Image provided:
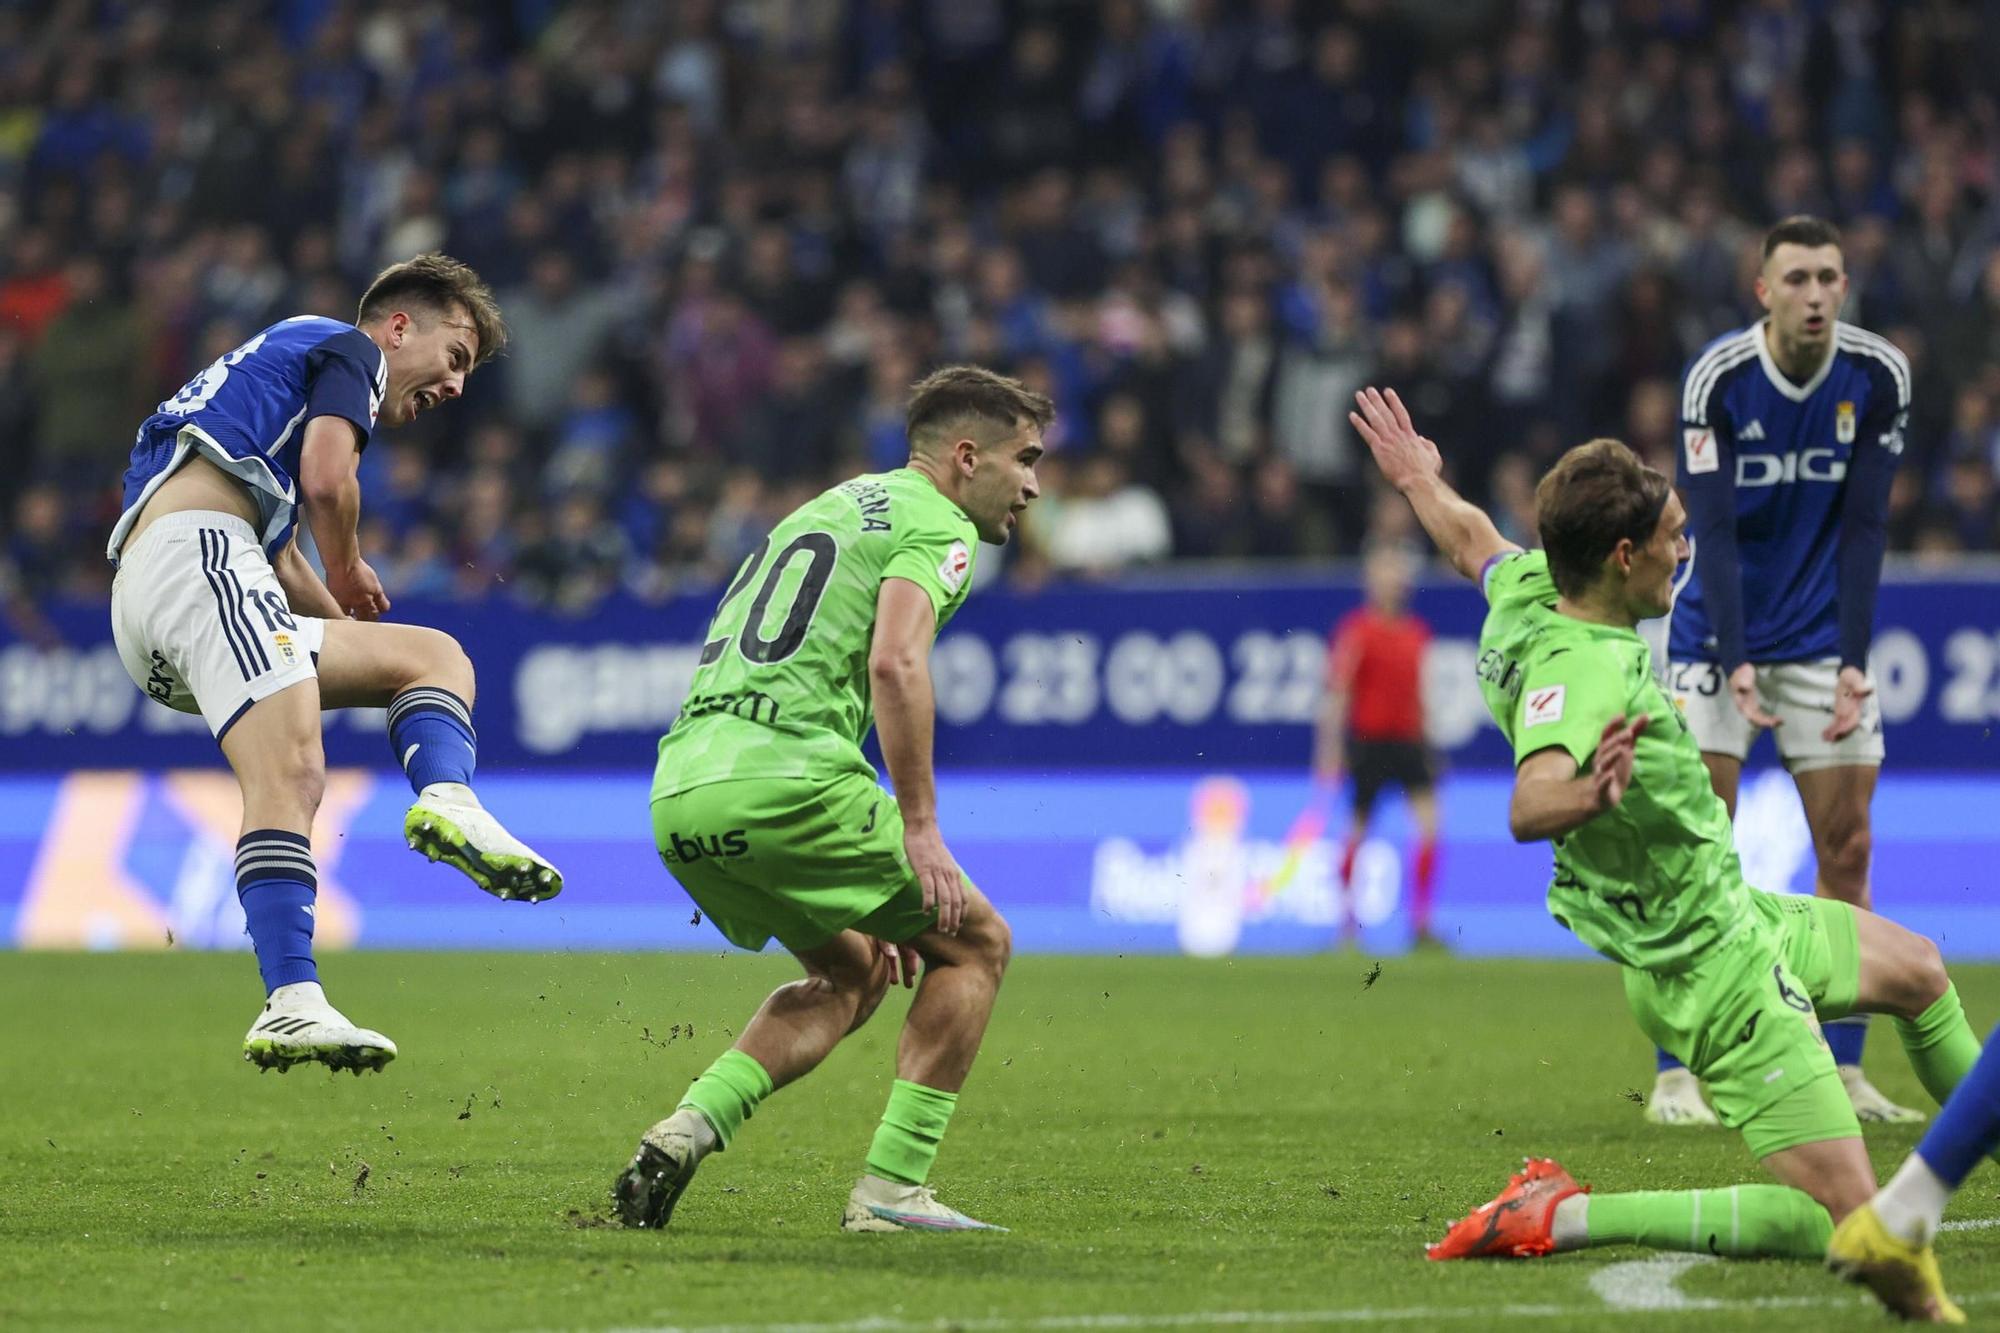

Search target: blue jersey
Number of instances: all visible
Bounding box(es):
[1668,319,1908,669]
[107,316,387,563]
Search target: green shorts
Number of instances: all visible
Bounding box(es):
[650,773,944,952]
[1623,890,1862,1159]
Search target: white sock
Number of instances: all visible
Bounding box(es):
[268,981,327,1009]
[666,1106,719,1157]
[1873,1153,1951,1246]
[1551,1193,1589,1250]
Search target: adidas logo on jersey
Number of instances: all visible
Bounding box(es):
[1737,419,1766,441]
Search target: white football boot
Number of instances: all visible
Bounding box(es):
[242,982,396,1075]
[1841,1065,1927,1124]
[405,782,562,902]
[613,1109,714,1229]
[841,1174,1007,1233]
[1644,1066,1721,1126]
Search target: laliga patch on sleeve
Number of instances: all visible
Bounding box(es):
[1683,427,1717,474]
[1524,684,1566,728]
[937,539,971,593]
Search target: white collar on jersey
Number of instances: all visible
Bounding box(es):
[1753,315,1838,403]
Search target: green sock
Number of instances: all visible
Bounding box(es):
[1895,984,1982,1108]
[677,1049,773,1150]
[864,1079,959,1186]
[1583,1185,1832,1259]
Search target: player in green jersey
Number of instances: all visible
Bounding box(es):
[1351,387,1973,1312]
[613,366,1052,1235]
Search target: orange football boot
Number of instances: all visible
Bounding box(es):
[1426,1157,1587,1260]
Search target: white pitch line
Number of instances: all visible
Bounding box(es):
[1588,1253,1716,1310]
[1943,1217,2000,1232]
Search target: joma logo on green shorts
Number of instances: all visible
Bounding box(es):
[662,830,750,864]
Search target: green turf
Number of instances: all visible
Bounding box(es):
[5,951,2000,1331]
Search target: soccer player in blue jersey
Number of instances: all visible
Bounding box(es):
[1648,216,1917,1125]
[106,254,562,1074]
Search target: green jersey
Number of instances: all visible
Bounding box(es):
[1476,551,1753,972]
[652,469,979,798]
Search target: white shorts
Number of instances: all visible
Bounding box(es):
[1665,657,1885,772]
[110,511,325,739]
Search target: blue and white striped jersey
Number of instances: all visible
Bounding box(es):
[108,316,387,562]
[1668,318,1909,669]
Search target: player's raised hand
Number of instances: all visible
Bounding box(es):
[328,557,391,621]
[1349,387,1443,491]
[1591,713,1649,811]
[1824,664,1873,742]
[903,820,967,936]
[1727,663,1781,729]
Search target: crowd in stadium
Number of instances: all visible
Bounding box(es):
[3,0,1999,613]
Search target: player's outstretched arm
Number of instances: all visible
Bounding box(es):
[1509,715,1649,842]
[1349,387,1517,584]
[871,576,967,935]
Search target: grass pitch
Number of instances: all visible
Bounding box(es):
[5,951,2000,1331]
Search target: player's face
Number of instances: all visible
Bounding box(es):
[964,425,1045,545]
[1756,243,1846,352]
[380,306,478,427]
[1627,490,1689,619]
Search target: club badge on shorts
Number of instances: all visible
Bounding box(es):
[273,632,298,667]
[1835,401,1856,444]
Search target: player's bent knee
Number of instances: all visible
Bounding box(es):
[1906,933,1949,1010]
[414,627,475,701]
[1821,823,1871,887]
[986,912,1013,976]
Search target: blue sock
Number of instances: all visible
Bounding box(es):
[1825,1015,1868,1066]
[236,830,318,993]
[1657,1048,1684,1073]
[1917,1022,2000,1188]
[388,686,476,793]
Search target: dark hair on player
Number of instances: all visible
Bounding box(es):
[1762,215,1843,262]
[905,365,1055,456]
[1534,438,1673,599]
[357,253,507,365]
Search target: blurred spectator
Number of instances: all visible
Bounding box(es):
[516,491,630,612]
[29,255,143,487]
[503,249,626,435]
[733,338,847,482]
[4,485,70,601]
[0,227,69,344]
[1043,454,1171,576]
[546,368,643,495]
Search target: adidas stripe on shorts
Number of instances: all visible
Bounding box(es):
[111,510,326,739]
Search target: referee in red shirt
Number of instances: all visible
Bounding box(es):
[1313,544,1443,946]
